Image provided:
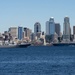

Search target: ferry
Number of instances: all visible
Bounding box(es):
[0,43,31,48]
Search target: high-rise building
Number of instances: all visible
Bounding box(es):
[34,22,41,35]
[9,27,18,39]
[73,26,75,35]
[63,16,70,41]
[31,33,36,41]
[73,26,75,40]
[24,27,32,39]
[46,21,49,35]
[55,23,61,36]
[70,27,71,35]
[49,17,55,35]
[46,17,55,35]
[18,27,23,40]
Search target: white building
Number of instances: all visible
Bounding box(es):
[9,27,18,39]
[63,16,70,41]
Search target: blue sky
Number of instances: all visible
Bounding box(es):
[0,0,75,33]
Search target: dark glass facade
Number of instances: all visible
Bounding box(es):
[18,27,23,40]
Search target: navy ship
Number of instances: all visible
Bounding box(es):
[53,42,75,46]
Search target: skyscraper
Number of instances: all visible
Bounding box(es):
[9,27,18,39]
[18,27,23,40]
[34,22,41,35]
[46,21,49,35]
[73,26,75,35]
[24,27,32,39]
[49,17,55,35]
[63,16,70,41]
[55,23,60,36]
[73,26,75,40]
[46,17,55,35]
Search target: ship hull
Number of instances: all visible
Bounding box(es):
[16,44,31,48]
[0,44,31,48]
[53,43,75,46]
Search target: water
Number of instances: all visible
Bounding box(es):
[0,46,75,75]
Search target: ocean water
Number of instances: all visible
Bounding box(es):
[0,46,75,75]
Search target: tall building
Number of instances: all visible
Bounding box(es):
[46,17,55,35]
[55,23,61,36]
[73,26,75,40]
[31,33,36,41]
[63,16,70,41]
[49,17,55,35]
[73,26,75,35]
[9,27,18,39]
[70,27,71,35]
[34,22,41,35]
[18,27,23,40]
[46,21,49,35]
[24,27,32,39]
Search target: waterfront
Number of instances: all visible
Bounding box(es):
[0,46,75,75]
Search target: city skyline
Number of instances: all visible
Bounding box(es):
[0,0,75,33]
